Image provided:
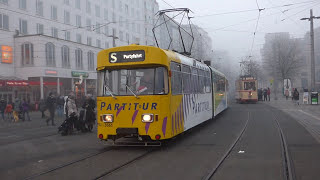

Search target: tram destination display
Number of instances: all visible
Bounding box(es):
[109,50,145,63]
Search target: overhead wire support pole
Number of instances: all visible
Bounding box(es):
[301,9,320,90]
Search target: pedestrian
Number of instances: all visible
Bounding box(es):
[22,99,31,121]
[63,96,69,119]
[263,88,267,101]
[5,102,13,121]
[56,95,64,118]
[82,94,96,131]
[39,99,47,118]
[267,87,271,101]
[285,89,289,100]
[67,92,78,130]
[0,98,6,121]
[293,88,300,105]
[46,92,56,126]
[13,98,22,122]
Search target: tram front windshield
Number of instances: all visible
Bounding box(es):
[244,81,256,91]
[98,67,168,96]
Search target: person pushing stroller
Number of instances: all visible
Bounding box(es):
[59,92,78,135]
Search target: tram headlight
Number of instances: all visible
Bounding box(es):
[142,114,154,123]
[102,114,113,123]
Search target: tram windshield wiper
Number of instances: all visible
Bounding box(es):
[126,84,140,99]
[104,85,117,99]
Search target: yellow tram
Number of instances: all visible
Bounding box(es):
[235,76,258,103]
[96,45,228,144]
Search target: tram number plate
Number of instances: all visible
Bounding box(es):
[105,123,113,127]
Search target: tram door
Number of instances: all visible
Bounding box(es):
[0,92,13,103]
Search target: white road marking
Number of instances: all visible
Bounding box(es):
[238,150,245,153]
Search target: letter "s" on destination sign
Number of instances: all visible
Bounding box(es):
[110,53,117,63]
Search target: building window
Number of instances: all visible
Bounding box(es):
[76,15,81,27]
[21,43,34,66]
[36,0,43,16]
[65,31,70,40]
[0,14,9,30]
[0,0,8,5]
[86,19,92,31]
[76,33,82,43]
[119,31,123,41]
[36,23,44,34]
[96,39,101,48]
[19,19,28,35]
[51,27,58,38]
[105,42,109,49]
[75,48,83,70]
[104,26,108,35]
[19,0,27,10]
[88,51,94,71]
[86,1,91,14]
[51,6,57,20]
[61,46,70,68]
[87,37,92,46]
[95,5,100,17]
[75,0,80,9]
[104,9,108,20]
[126,33,129,44]
[112,12,116,22]
[119,16,123,27]
[64,0,69,5]
[95,22,101,34]
[64,11,70,24]
[45,42,55,67]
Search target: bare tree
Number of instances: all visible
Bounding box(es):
[262,36,303,82]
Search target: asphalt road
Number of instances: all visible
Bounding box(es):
[0,102,319,180]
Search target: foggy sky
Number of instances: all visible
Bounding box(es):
[157,0,320,61]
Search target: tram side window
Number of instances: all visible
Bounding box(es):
[205,70,211,93]
[191,67,199,93]
[198,69,205,94]
[216,76,225,92]
[182,65,191,94]
[170,62,182,95]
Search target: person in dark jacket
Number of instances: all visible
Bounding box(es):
[39,99,46,118]
[46,93,56,126]
[263,88,268,101]
[22,99,31,121]
[293,88,300,105]
[13,98,22,122]
[81,94,96,131]
[56,95,64,118]
[0,98,6,121]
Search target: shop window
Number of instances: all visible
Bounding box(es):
[21,43,33,65]
[61,46,70,68]
[45,42,55,67]
[88,51,94,71]
[75,48,83,70]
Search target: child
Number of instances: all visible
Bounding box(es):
[5,103,13,122]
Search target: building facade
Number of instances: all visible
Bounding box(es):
[0,0,159,104]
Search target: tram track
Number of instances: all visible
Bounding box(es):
[0,132,58,146]
[23,147,114,180]
[203,111,250,180]
[93,148,155,180]
[273,112,296,180]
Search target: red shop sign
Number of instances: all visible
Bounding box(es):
[0,81,5,87]
[6,81,29,86]
[29,81,63,86]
